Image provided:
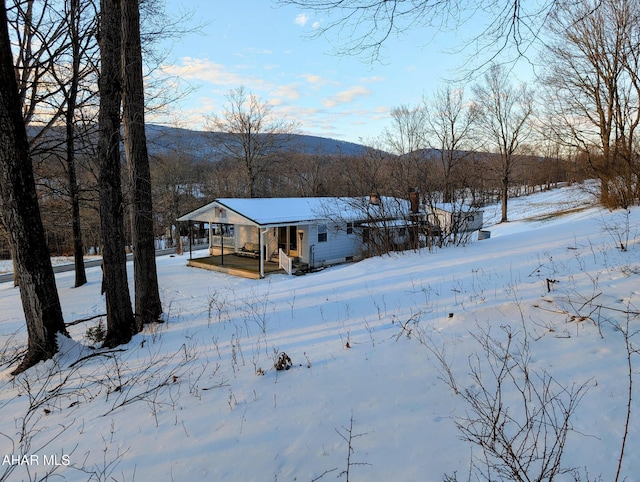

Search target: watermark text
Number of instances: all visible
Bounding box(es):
[2,454,70,466]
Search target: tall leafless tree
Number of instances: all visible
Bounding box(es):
[473,64,533,222]
[382,104,429,196]
[207,86,299,197]
[98,0,136,347]
[9,0,100,287]
[0,0,67,374]
[541,0,640,208]
[121,0,162,328]
[425,85,479,204]
[9,0,191,283]
[63,0,98,287]
[10,0,67,135]
[64,0,87,287]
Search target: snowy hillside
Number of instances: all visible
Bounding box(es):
[1,182,639,481]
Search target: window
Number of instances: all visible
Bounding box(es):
[347,222,354,235]
[318,224,327,242]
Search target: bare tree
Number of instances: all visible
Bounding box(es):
[425,85,479,204]
[64,0,87,287]
[541,0,640,208]
[335,145,390,197]
[8,0,100,287]
[0,2,67,374]
[276,152,332,197]
[97,0,136,347]
[381,104,429,196]
[318,195,410,257]
[121,0,162,328]
[473,64,533,222]
[9,0,194,275]
[63,0,98,287]
[152,152,206,246]
[206,86,299,198]
[10,0,67,135]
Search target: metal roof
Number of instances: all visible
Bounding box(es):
[177,196,408,227]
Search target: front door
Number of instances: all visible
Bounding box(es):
[278,226,298,257]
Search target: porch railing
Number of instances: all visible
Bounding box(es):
[210,236,235,248]
[278,248,293,275]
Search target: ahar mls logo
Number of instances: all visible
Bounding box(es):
[2,454,70,466]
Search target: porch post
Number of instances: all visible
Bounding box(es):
[220,223,224,265]
[259,227,267,278]
[208,223,213,255]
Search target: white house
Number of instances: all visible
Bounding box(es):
[177,196,410,278]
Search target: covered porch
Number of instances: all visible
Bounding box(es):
[186,251,285,279]
[177,198,318,278]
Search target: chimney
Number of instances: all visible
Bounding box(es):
[369,193,381,206]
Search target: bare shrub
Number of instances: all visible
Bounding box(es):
[438,325,589,481]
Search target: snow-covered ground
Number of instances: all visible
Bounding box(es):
[0,182,638,481]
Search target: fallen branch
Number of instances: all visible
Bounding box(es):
[596,304,640,316]
[65,313,107,327]
[69,349,127,368]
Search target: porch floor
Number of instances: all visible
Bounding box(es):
[187,253,285,279]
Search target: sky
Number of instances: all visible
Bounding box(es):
[151,0,535,144]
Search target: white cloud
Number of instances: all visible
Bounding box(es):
[161,57,258,87]
[303,73,324,84]
[271,84,301,100]
[359,75,385,84]
[301,73,336,87]
[294,13,309,27]
[323,85,371,108]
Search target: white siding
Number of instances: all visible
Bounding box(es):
[265,228,278,258]
[461,211,483,232]
[430,208,484,234]
[236,225,258,249]
[308,223,361,267]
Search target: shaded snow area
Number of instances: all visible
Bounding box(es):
[1,182,639,481]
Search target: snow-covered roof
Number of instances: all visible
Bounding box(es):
[177,196,408,227]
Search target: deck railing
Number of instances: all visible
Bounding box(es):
[210,236,235,248]
[278,248,293,275]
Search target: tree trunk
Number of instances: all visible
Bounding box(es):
[98,0,136,347]
[0,3,67,374]
[67,0,87,288]
[121,0,162,329]
[500,174,509,223]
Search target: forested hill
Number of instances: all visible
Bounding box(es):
[145,124,367,160]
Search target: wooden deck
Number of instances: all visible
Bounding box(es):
[187,253,285,279]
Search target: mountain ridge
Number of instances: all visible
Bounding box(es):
[144,124,368,160]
